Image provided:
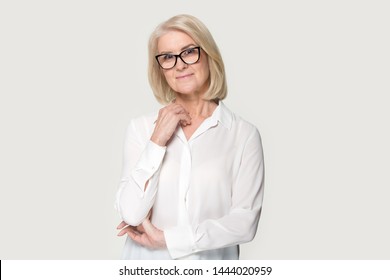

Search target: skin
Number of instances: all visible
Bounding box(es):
[117,30,218,249]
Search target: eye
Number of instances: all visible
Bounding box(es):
[161,54,174,61]
[182,48,196,56]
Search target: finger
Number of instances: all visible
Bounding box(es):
[125,226,144,238]
[117,225,136,236]
[172,105,190,116]
[127,231,151,247]
[155,108,185,128]
[116,221,127,229]
[180,120,189,127]
[126,229,139,240]
[136,224,145,234]
[177,113,191,125]
[163,104,189,116]
[180,119,190,126]
[117,227,129,236]
[157,104,190,126]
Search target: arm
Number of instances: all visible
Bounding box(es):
[115,119,166,226]
[164,128,265,259]
[115,104,192,226]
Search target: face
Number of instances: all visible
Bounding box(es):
[157,30,210,97]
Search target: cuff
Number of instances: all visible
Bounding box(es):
[131,140,166,194]
[164,224,195,259]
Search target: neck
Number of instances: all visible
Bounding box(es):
[174,96,218,119]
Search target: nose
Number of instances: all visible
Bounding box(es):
[175,57,188,70]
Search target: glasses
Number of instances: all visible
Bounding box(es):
[155,46,201,70]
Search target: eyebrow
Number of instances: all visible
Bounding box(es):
[159,44,197,55]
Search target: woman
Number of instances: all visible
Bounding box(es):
[115,14,264,260]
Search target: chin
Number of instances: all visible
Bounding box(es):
[175,87,198,95]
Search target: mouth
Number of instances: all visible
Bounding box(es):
[176,73,194,79]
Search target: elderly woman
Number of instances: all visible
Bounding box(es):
[116,14,264,260]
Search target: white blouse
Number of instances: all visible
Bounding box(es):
[115,102,265,260]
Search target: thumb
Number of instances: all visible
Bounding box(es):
[142,218,158,235]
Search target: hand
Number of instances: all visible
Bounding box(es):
[151,102,191,146]
[117,219,167,249]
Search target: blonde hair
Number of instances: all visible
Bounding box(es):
[148,14,227,104]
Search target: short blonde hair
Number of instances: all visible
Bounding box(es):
[148,14,227,104]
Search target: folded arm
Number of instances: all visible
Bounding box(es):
[165,128,265,259]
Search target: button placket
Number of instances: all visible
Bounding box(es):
[177,140,192,225]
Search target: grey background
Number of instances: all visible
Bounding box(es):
[0,0,389,259]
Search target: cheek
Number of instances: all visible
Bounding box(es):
[199,65,210,84]
[200,58,210,80]
[163,71,175,87]
[204,66,210,80]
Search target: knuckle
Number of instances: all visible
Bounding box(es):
[158,108,164,115]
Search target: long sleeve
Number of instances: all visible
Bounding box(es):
[164,127,265,259]
[115,118,166,226]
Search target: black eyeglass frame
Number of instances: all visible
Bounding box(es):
[155,46,201,70]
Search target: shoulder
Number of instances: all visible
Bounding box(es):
[128,111,158,128]
[221,102,261,140]
[222,105,263,156]
[125,111,159,140]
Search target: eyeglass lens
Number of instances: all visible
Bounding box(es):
[156,47,200,69]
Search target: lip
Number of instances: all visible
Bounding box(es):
[176,73,194,79]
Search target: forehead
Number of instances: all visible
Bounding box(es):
[157,30,196,52]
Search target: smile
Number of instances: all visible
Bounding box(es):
[176,73,194,79]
